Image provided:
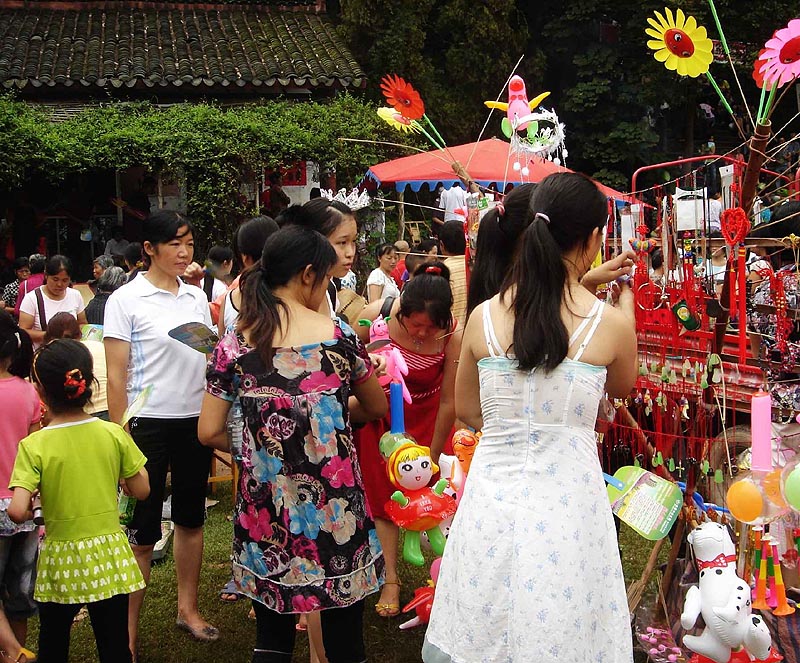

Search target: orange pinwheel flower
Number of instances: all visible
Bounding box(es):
[380,74,425,120]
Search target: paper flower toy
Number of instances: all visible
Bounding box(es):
[645,8,713,78]
[752,48,773,90]
[380,74,425,120]
[757,19,800,87]
[377,107,419,133]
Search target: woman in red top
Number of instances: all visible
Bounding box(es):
[354,261,461,617]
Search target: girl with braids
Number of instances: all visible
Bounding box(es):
[8,339,150,663]
[354,261,462,618]
[423,173,637,663]
[0,311,38,663]
[199,226,387,663]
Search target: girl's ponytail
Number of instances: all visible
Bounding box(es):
[238,264,283,368]
[501,173,607,372]
[0,309,33,378]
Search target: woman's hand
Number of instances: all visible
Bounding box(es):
[182,262,205,287]
[369,353,388,378]
[582,251,637,292]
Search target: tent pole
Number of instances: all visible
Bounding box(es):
[397,190,405,241]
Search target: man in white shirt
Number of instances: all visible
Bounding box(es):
[708,192,722,234]
[438,184,468,222]
[104,227,130,259]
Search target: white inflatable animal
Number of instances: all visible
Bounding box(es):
[681,522,772,663]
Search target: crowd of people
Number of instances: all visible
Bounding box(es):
[0,174,641,663]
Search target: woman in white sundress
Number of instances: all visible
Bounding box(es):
[423,172,638,663]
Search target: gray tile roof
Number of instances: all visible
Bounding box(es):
[0,5,365,91]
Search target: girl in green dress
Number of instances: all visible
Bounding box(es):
[8,339,150,663]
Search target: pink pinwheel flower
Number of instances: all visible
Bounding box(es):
[758,19,800,87]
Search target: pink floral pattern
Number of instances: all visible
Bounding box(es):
[206,321,384,613]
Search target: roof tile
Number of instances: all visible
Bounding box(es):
[0,6,365,90]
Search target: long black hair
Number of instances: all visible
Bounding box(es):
[397,260,453,331]
[238,226,337,367]
[234,216,279,267]
[467,183,536,316]
[280,199,354,238]
[32,339,94,413]
[502,172,607,372]
[0,309,33,378]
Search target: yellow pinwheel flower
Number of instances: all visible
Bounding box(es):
[645,7,713,78]
[377,107,419,133]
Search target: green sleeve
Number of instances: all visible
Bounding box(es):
[115,427,147,480]
[9,436,40,493]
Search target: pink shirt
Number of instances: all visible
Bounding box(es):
[0,377,40,499]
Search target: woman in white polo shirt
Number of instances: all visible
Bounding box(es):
[18,255,87,349]
[104,211,217,659]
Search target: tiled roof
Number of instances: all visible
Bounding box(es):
[0,4,365,91]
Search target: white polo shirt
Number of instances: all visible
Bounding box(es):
[103,273,212,419]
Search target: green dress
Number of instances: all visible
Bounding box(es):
[10,418,147,604]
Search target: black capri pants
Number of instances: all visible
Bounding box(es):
[127,416,212,546]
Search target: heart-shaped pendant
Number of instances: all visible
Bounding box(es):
[720,207,751,246]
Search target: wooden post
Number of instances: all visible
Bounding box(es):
[115,170,123,227]
[157,172,164,209]
[397,190,405,241]
[741,121,772,215]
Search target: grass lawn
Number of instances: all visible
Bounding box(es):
[23,484,663,662]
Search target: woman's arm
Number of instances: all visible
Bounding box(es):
[349,373,388,423]
[367,284,383,303]
[217,293,228,338]
[429,322,463,462]
[604,287,638,399]
[18,312,45,344]
[354,299,383,344]
[454,309,484,432]
[76,310,88,326]
[104,338,131,424]
[198,393,233,451]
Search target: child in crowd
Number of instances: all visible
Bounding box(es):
[199,226,387,663]
[8,339,150,663]
[0,311,38,663]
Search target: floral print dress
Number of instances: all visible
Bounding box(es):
[206,320,384,613]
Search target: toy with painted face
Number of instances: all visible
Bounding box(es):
[385,443,457,566]
[359,315,412,404]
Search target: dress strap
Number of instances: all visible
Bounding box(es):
[568,298,602,347]
[571,302,605,363]
[482,303,503,358]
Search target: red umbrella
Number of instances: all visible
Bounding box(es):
[365,137,640,203]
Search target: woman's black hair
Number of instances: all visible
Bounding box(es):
[281,199,355,238]
[142,210,195,247]
[416,238,438,255]
[650,248,664,271]
[208,245,234,265]
[438,220,466,255]
[238,226,337,367]
[32,339,94,413]
[45,255,72,278]
[397,260,453,331]
[502,172,607,372]
[375,243,396,260]
[123,243,143,269]
[234,216,280,267]
[467,183,536,316]
[13,257,29,271]
[0,309,33,378]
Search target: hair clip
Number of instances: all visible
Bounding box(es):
[534,212,551,225]
[425,265,442,276]
[64,369,87,399]
[495,203,505,217]
[13,332,20,349]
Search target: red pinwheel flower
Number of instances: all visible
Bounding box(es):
[380,74,425,121]
[752,48,771,89]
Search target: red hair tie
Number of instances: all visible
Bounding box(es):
[64,369,87,399]
[425,265,442,276]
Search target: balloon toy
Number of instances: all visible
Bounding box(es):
[399,583,436,630]
[420,454,462,551]
[379,382,416,460]
[680,522,774,663]
[781,453,800,513]
[385,442,457,566]
[452,428,480,476]
[725,391,789,525]
[359,315,411,404]
[484,75,551,140]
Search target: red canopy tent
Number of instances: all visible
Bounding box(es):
[365,137,639,203]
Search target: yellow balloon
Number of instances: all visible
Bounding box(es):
[764,469,788,508]
[726,479,764,523]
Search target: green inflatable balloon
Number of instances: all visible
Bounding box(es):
[784,465,800,510]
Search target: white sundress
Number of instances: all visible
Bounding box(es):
[423,300,633,663]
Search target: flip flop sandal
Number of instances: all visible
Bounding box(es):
[374,580,402,618]
[219,579,240,603]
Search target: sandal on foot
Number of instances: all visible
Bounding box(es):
[375,580,401,618]
[176,618,220,642]
[15,649,36,663]
[219,579,240,603]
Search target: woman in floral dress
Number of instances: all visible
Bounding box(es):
[199,226,387,663]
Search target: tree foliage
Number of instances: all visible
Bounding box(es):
[0,95,412,244]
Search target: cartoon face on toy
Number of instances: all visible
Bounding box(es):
[397,455,435,490]
[664,29,695,58]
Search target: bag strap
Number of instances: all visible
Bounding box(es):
[35,287,47,328]
[379,296,395,319]
[203,277,214,302]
